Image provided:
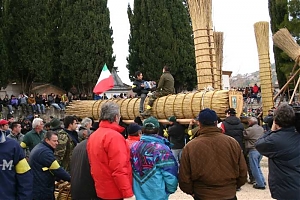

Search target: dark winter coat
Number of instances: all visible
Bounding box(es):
[132,79,149,96]
[255,127,300,200]
[71,139,97,200]
[168,122,185,149]
[223,116,244,151]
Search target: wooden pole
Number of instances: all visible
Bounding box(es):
[273,68,300,101]
[289,75,300,104]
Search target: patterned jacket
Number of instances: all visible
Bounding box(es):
[54,129,76,171]
[130,134,178,200]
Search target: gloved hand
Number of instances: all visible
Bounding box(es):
[163,128,169,137]
[124,195,136,200]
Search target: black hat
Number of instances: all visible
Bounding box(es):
[225,108,236,115]
[127,123,142,135]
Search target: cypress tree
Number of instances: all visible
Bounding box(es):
[0,0,9,88]
[127,0,196,92]
[269,0,300,88]
[7,0,52,92]
[59,0,115,93]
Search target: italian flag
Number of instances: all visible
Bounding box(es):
[93,64,114,95]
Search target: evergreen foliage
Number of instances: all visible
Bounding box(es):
[269,0,300,88]
[0,0,114,93]
[127,0,196,92]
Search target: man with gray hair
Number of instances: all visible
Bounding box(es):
[243,117,265,189]
[20,118,45,155]
[87,102,134,200]
[256,103,300,199]
[78,117,92,141]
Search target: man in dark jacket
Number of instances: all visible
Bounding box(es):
[29,131,70,200]
[0,129,33,200]
[256,103,300,200]
[166,116,185,166]
[221,108,244,151]
[70,139,97,200]
[132,71,149,113]
[141,65,174,117]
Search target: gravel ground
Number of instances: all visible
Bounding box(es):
[169,157,272,200]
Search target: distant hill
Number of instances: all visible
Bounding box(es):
[229,63,278,88]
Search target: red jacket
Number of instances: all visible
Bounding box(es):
[87,121,133,199]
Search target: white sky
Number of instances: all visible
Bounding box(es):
[107,0,274,85]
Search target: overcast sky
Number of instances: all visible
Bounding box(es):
[107,0,274,85]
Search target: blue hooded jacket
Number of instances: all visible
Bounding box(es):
[130,134,178,200]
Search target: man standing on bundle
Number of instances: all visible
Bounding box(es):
[256,103,300,199]
[243,117,265,189]
[132,71,149,113]
[29,131,70,199]
[87,102,134,200]
[179,108,247,200]
[130,116,178,200]
[141,65,174,117]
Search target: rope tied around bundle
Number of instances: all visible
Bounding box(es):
[201,86,214,109]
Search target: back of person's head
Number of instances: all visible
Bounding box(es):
[32,118,43,129]
[134,116,143,126]
[63,115,78,129]
[81,117,92,128]
[248,117,258,125]
[142,116,160,134]
[225,108,236,116]
[100,102,120,123]
[163,65,170,72]
[127,123,142,136]
[273,103,295,128]
[197,108,218,127]
[135,71,142,78]
[168,116,176,123]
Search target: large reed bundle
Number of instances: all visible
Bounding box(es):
[254,21,274,116]
[65,90,243,122]
[187,0,217,90]
[214,31,224,90]
[273,28,300,65]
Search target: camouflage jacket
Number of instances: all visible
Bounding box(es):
[54,129,75,172]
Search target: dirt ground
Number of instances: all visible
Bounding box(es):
[169,157,272,200]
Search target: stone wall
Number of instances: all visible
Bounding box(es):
[1,106,65,122]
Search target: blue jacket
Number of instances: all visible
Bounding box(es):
[130,134,178,200]
[29,141,71,200]
[255,127,300,200]
[0,132,33,200]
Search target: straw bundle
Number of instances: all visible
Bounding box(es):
[54,181,71,200]
[187,0,217,90]
[65,90,243,122]
[254,21,274,116]
[273,28,300,64]
[214,31,224,90]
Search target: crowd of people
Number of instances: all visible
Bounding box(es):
[0,66,300,200]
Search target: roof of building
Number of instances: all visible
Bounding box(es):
[111,68,131,89]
